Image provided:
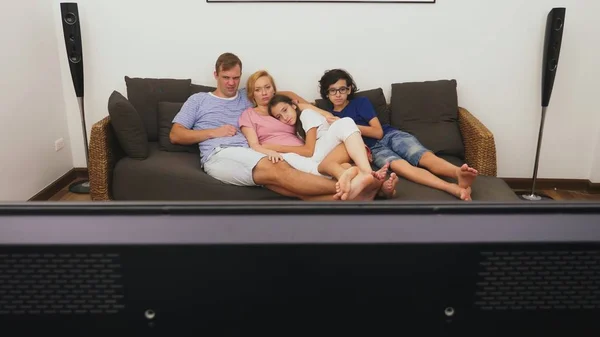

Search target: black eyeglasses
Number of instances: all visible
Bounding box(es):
[328,87,350,95]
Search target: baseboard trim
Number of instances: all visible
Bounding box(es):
[502,178,600,194]
[29,168,89,201]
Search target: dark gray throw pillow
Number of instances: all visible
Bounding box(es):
[107,90,148,159]
[157,102,199,153]
[124,76,192,142]
[390,79,465,159]
[315,88,390,125]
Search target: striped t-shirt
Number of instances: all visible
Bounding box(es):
[173,89,253,164]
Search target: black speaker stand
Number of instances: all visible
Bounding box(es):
[520,106,552,201]
[69,96,90,195]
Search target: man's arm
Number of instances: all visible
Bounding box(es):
[277,90,309,104]
[278,90,336,121]
[170,123,236,145]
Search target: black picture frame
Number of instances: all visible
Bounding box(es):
[207,0,434,3]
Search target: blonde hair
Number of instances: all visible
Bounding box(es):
[246,70,277,106]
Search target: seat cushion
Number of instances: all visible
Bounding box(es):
[389,155,519,201]
[107,90,148,159]
[112,143,288,201]
[124,77,192,141]
[390,80,465,160]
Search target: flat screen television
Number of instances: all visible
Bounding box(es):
[1,201,599,336]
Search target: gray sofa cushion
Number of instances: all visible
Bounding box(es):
[157,102,199,153]
[315,88,390,125]
[389,155,518,201]
[107,90,148,159]
[390,80,465,160]
[190,84,216,95]
[124,76,192,141]
[112,143,288,201]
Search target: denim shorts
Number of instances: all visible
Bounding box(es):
[370,129,430,168]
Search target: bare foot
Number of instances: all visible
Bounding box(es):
[336,167,359,200]
[371,162,390,181]
[380,173,398,199]
[355,176,384,201]
[346,173,376,201]
[457,164,478,189]
[459,186,472,201]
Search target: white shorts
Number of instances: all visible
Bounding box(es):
[203,147,266,186]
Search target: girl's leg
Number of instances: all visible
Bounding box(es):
[317,143,352,179]
[328,118,372,174]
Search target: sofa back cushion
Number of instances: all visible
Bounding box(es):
[390,79,464,159]
[190,84,216,96]
[315,87,390,125]
[107,90,148,159]
[124,76,192,141]
[157,102,200,154]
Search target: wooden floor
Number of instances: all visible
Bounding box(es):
[49,179,600,202]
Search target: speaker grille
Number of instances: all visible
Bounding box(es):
[0,253,125,315]
[475,250,600,311]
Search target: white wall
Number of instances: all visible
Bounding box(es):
[590,130,600,183]
[0,0,73,201]
[61,0,600,180]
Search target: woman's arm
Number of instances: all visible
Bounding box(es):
[297,103,335,119]
[262,128,317,157]
[240,127,283,162]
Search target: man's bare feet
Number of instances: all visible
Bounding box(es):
[345,173,376,201]
[335,166,359,200]
[380,173,398,199]
[354,176,384,201]
[457,164,478,189]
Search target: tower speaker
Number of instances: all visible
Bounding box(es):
[60,2,89,194]
[541,7,566,108]
[521,8,566,202]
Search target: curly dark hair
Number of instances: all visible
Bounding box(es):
[318,69,358,101]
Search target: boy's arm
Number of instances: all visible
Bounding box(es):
[359,117,384,140]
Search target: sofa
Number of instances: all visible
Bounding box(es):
[88,76,519,202]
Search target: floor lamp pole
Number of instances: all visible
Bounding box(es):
[68,96,90,194]
[521,106,547,201]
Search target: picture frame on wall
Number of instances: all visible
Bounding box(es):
[207,0,434,3]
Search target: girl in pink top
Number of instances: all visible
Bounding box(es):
[239,70,397,200]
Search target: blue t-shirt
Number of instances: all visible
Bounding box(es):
[328,96,394,148]
[172,89,253,164]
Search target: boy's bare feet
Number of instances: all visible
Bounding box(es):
[371,162,390,181]
[379,173,398,199]
[457,164,478,189]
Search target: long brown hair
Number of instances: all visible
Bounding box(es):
[267,94,306,140]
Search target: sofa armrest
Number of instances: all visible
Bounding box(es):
[458,107,497,177]
[89,116,125,200]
